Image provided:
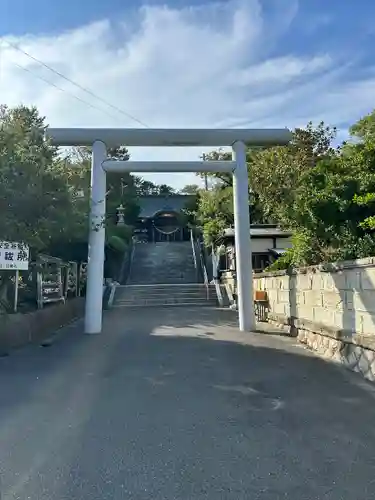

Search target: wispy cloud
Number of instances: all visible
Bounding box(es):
[0,0,373,187]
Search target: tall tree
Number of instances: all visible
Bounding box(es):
[191,122,341,250]
[350,109,375,145]
[180,184,200,194]
[67,145,140,226]
[0,104,83,250]
[248,121,338,227]
[0,105,92,310]
[264,116,375,268]
[196,186,234,245]
[158,184,175,196]
[133,177,175,196]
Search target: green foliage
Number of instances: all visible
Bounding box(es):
[0,104,88,252]
[350,110,375,145]
[0,104,180,312]
[5,102,375,281]
[265,231,320,271]
[196,186,234,245]
[359,215,375,230]
[158,184,176,195]
[195,117,375,268]
[0,106,140,257]
[107,235,128,253]
[106,224,132,242]
[265,250,293,271]
[180,192,199,228]
[267,116,375,266]
[180,184,200,194]
[133,177,175,196]
[193,150,269,244]
[248,121,338,227]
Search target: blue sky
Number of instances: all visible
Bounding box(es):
[1,0,374,39]
[2,0,374,55]
[1,0,375,187]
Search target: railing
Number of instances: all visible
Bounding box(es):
[198,245,210,300]
[190,230,210,300]
[190,229,198,273]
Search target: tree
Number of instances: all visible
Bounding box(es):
[195,186,234,245]
[248,121,338,227]
[107,145,130,161]
[193,122,345,259]
[197,149,232,187]
[192,147,274,243]
[133,177,175,196]
[180,184,200,194]
[190,117,375,268]
[0,105,93,310]
[158,184,175,196]
[350,109,375,146]
[0,104,84,250]
[266,117,375,268]
[67,145,140,227]
[133,178,155,195]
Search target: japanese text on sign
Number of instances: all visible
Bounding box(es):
[0,241,29,270]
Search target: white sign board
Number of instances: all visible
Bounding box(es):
[0,241,30,270]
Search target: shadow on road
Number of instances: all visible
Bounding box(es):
[1,306,375,499]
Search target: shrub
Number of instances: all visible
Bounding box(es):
[107,235,127,254]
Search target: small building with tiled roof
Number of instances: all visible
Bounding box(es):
[215,224,292,273]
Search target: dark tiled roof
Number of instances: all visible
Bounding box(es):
[138,195,195,218]
[269,248,288,255]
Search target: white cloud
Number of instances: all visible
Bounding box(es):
[0,0,374,188]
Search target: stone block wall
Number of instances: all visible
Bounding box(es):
[254,257,375,382]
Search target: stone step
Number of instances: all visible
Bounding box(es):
[118,284,216,289]
[115,288,215,300]
[115,290,216,301]
[114,298,218,307]
[116,284,214,293]
[116,294,215,302]
[113,303,217,308]
[128,241,199,285]
[113,283,218,308]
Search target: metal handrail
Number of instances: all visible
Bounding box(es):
[190,229,210,300]
[190,229,198,272]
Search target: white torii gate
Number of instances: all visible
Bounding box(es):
[47,128,292,334]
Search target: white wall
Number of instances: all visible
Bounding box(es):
[276,237,292,249]
[251,238,274,253]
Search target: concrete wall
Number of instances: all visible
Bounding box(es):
[0,297,84,354]
[254,257,375,382]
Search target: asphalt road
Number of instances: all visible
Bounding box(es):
[1,306,375,499]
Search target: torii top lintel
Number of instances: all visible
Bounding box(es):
[46,128,292,148]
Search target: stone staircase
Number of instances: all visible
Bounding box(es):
[127,242,198,285]
[113,283,218,308]
[112,241,218,308]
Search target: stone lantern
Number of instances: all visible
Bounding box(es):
[116,204,125,226]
